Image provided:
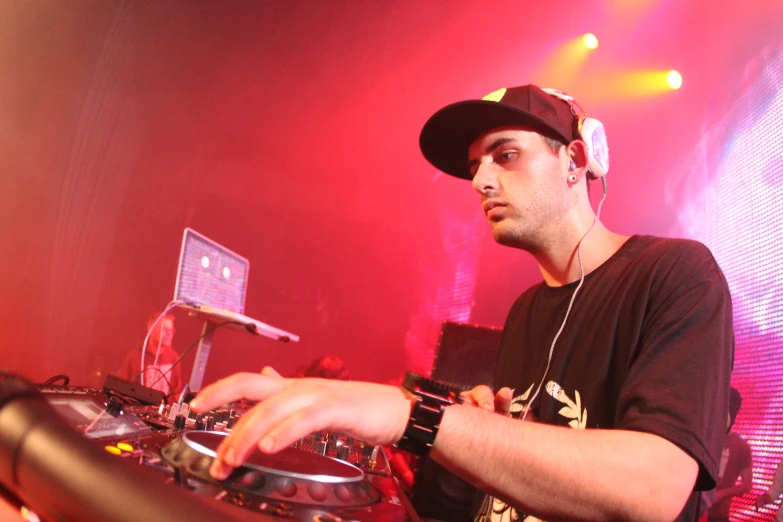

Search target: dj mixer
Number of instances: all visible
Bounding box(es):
[3,383,419,522]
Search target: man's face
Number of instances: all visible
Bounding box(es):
[467,127,568,252]
[149,317,176,346]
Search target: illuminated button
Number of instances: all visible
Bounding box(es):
[117,442,134,452]
[104,446,122,456]
[276,477,297,497]
[270,501,294,517]
[307,482,328,501]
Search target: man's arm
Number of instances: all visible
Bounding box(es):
[433,403,697,522]
[191,372,697,522]
[715,465,752,502]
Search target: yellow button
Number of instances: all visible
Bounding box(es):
[104,446,122,456]
[117,442,134,452]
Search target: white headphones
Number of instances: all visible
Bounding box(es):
[541,88,609,179]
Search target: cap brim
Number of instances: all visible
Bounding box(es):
[419,100,570,180]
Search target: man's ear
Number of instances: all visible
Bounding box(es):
[564,140,590,186]
[566,140,590,172]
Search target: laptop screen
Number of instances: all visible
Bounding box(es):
[173,228,249,314]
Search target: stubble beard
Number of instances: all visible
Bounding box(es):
[489,217,549,254]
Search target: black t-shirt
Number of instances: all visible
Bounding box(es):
[479,235,734,522]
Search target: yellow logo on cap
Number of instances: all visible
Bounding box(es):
[482,88,506,102]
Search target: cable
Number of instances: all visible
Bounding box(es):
[104,390,141,407]
[42,374,70,386]
[131,366,173,396]
[177,384,190,405]
[146,321,244,391]
[140,301,184,386]
[476,176,609,522]
[521,176,607,422]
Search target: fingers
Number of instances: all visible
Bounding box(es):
[460,385,513,414]
[494,387,514,415]
[259,403,335,453]
[459,391,477,407]
[209,382,327,479]
[460,385,495,411]
[190,372,288,413]
[201,378,413,481]
[260,366,282,379]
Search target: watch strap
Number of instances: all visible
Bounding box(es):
[395,372,463,456]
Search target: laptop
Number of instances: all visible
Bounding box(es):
[173,228,299,343]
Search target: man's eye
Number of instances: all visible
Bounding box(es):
[498,151,516,162]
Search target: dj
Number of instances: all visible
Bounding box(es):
[191,85,734,522]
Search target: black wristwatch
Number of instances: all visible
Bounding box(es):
[394,372,464,457]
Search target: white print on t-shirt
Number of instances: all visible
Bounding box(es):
[486,381,586,522]
[509,384,534,414]
[545,381,588,430]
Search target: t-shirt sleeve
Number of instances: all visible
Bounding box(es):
[614,240,734,491]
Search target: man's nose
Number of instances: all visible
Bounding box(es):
[472,161,498,195]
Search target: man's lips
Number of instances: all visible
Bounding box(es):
[482,200,507,218]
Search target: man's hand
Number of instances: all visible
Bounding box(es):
[460,385,514,414]
[189,368,412,480]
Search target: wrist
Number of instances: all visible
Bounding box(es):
[394,387,418,442]
[393,372,463,457]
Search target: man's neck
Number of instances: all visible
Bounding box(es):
[535,222,629,287]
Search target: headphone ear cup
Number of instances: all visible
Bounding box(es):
[581,118,609,178]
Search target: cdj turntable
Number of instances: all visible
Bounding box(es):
[23,383,419,522]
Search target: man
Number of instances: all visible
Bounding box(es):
[191,84,734,521]
[119,311,183,396]
[755,457,783,520]
[706,387,753,521]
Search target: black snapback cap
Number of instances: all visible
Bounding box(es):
[419,84,579,180]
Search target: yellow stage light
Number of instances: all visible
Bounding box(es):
[535,35,598,87]
[667,70,683,90]
[578,70,685,100]
[583,33,599,50]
